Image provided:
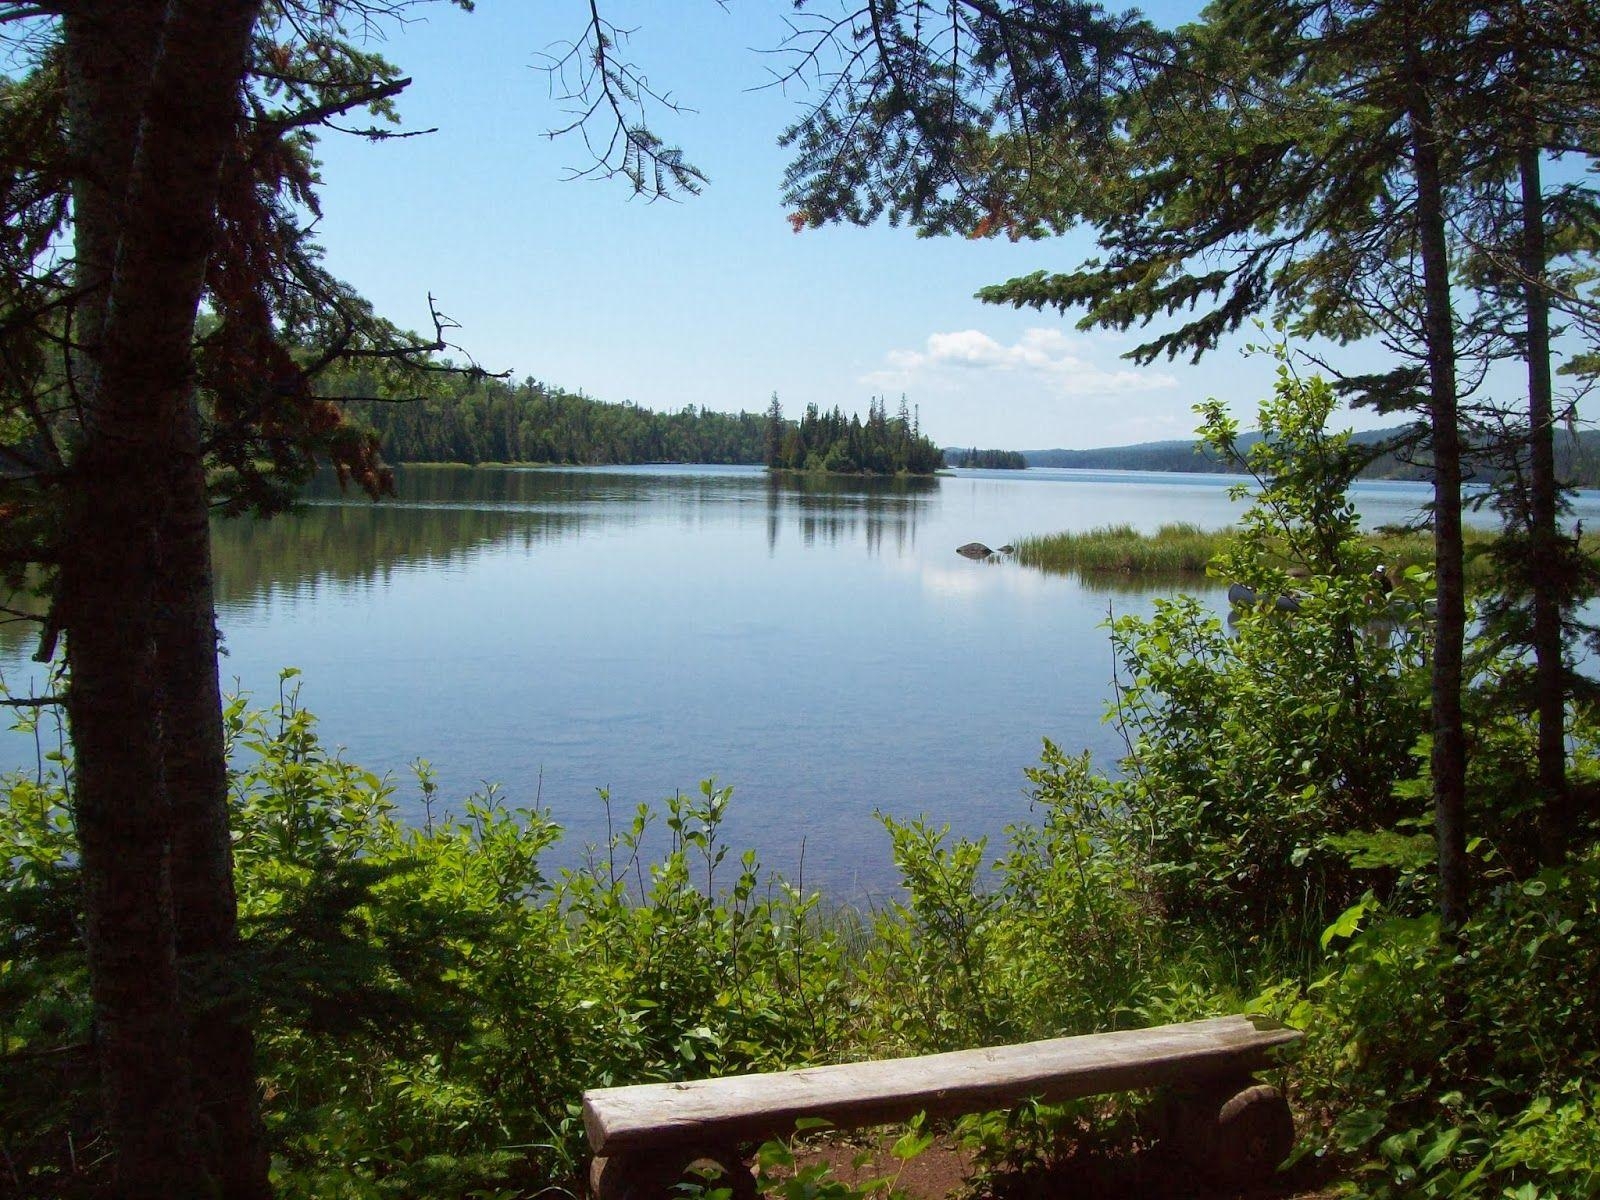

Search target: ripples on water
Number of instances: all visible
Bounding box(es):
[5,465,1593,896]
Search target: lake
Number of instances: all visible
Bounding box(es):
[5,465,1592,897]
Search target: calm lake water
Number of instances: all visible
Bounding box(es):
[7,465,1596,897]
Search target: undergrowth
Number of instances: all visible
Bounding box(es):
[8,671,1595,1199]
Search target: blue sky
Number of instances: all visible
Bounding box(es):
[305,1,1526,450]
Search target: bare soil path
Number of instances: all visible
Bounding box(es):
[792,1133,1344,1200]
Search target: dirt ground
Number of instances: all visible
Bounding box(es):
[788,1131,1346,1200]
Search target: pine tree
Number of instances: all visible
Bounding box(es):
[764,392,784,466]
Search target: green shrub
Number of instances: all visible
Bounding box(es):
[853,752,1171,1054]
[1089,371,1430,948]
[0,768,96,1196]
[1262,842,1600,1199]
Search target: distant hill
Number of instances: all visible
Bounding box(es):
[1024,437,1232,473]
[1019,426,1600,489]
[1023,426,1412,474]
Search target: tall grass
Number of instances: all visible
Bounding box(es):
[1014,523,1226,576]
[1014,521,1596,586]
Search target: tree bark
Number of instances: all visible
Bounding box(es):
[158,401,271,1197]
[62,434,202,1199]
[1406,46,1470,934]
[61,6,198,1194]
[61,1,165,410]
[61,2,266,1195]
[1518,123,1567,864]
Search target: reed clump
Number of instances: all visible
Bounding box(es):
[1015,522,1598,585]
[1014,522,1225,575]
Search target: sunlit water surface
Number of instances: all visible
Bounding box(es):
[7,465,1594,897]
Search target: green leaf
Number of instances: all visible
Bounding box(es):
[1334,1107,1386,1149]
[891,1129,935,1161]
[755,1140,795,1171]
[1417,1127,1460,1171]
[1324,830,1435,871]
[1321,895,1375,950]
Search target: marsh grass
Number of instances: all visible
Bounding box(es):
[1014,523,1225,576]
[1014,521,1595,586]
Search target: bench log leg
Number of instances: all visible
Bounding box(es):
[591,1145,756,1200]
[1167,1074,1294,1188]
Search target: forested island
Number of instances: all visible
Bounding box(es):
[763,394,943,474]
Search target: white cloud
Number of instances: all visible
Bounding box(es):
[863,327,1179,398]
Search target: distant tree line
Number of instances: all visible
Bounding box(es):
[947,447,1028,469]
[320,367,947,476]
[764,394,943,474]
[323,364,769,465]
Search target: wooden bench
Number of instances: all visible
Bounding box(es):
[582,1014,1300,1199]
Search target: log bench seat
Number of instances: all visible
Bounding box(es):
[582,1014,1301,1199]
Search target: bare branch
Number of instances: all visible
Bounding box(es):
[2,695,62,708]
[534,0,707,200]
[251,74,411,137]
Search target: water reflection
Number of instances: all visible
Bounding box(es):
[765,472,935,556]
[214,467,939,608]
[2,467,939,663]
[213,498,585,607]
[1020,565,1206,597]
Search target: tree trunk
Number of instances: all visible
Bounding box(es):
[62,412,203,1200]
[1406,49,1470,933]
[1518,125,1567,864]
[158,420,271,1198]
[61,5,198,1194]
[61,0,165,416]
[62,2,265,1195]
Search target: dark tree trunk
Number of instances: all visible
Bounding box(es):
[61,2,265,1195]
[1518,129,1567,864]
[61,5,198,1193]
[61,409,203,1200]
[158,422,271,1198]
[1407,50,1470,934]
[61,0,164,407]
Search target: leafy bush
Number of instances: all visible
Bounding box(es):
[858,777,1166,1054]
[0,767,98,1193]
[1261,839,1600,1199]
[0,676,1219,1198]
[1098,369,1428,947]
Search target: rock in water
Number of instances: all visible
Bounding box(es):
[957,542,993,560]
